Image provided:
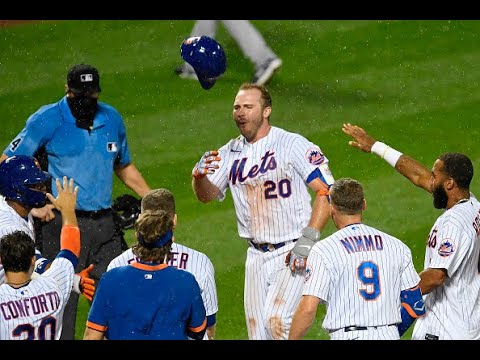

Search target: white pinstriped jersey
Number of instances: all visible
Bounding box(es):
[107,243,218,318]
[207,126,335,244]
[412,194,480,340]
[304,223,420,339]
[0,196,42,285]
[0,256,75,340]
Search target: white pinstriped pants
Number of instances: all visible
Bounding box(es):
[244,241,304,340]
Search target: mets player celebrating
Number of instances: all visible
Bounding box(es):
[0,176,81,340]
[192,83,335,340]
[289,178,424,340]
[343,123,480,340]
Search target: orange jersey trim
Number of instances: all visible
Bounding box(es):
[86,320,107,332]
[188,318,207,333]
[130,262,169,271]
[60,225,80,257]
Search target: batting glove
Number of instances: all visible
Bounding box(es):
[72,264,96,301]
[192,151,221,179]
[286,227,320,272]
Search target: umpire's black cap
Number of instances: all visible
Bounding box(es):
[67,64,101,94]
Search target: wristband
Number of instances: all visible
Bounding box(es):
[371,141,403,167]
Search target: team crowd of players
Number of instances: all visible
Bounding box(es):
[0,38,479,340]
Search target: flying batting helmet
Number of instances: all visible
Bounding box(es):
[0,155,52,208]
[181,36,227,90]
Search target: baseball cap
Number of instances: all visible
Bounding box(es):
[67,64,101,94]
[180,36,227,90]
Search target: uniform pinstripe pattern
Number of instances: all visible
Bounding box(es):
[204,126,334,339]
[0,257,75,340]
[304,223,420,340]
[412,195,480,340]
[0,196,41,285]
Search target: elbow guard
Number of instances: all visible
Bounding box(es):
[397,286,426,336]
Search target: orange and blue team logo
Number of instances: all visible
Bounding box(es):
[306,147,325,166]
[438,239,455,257]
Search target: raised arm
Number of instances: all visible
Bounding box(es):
[342,123,433,193]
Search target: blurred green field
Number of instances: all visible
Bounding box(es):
[1,20,479,340]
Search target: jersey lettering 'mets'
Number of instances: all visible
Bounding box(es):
[340,234,384,254]
[0,291,61,320]
[229,150,277,185]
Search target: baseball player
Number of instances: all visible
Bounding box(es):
[289,178,424,340]
[84,210,207,340]
[192,83,334,340]
[107,188,218,340]
[0,176,80,340]
[0,155,94,300]
[343,123,480,340]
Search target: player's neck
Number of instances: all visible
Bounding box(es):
[5,272,31,288]
[447,191,470,209]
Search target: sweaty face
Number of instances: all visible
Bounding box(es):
[232,89,269,143]
[431,160,448,209]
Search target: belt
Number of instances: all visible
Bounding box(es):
[75,208,112,219]
[344,326,368,332]
[248,239,297,252]
[329,324,396,334]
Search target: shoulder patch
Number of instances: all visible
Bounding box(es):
[305,147,325,166]
[438,239,455,257]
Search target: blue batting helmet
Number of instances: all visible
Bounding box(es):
[181,36,227,90]
[0,155,52,208]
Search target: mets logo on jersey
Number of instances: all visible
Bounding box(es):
[438,239,455,257]
[305,147,325,166]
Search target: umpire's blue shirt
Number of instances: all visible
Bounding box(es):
[4,96,131,211]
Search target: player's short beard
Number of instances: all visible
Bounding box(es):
[433,184,448,209]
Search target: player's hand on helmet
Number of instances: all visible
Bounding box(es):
[192,151,221,179]
[341,123,377,153]
[73,264,96,301]
[30,203,56,222]
[285,227,320,273]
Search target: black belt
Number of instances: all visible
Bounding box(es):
[248,239,297,252]
[75,208,112,219]
[344,326,368,332]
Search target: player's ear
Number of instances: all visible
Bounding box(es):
[445,177,455,191]
[30,256,36,269]
[173,214,178,229]
[362,198,367,211]
[263,106,271,119]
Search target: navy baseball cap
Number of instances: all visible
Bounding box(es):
[67,64,101,94]
[181,36,227,90]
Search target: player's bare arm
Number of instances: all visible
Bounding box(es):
[288,295,320,340]
[342,123,432,193]
[418,267,447,295]
[83,327,105,340]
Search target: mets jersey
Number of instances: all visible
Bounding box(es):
[107,243,218,319]
[304,223,420,340]
[0,253,77,339]
[412,195,480,340]
[86,262,206,340]
[207,126,335,243]
[0,196,42,284]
